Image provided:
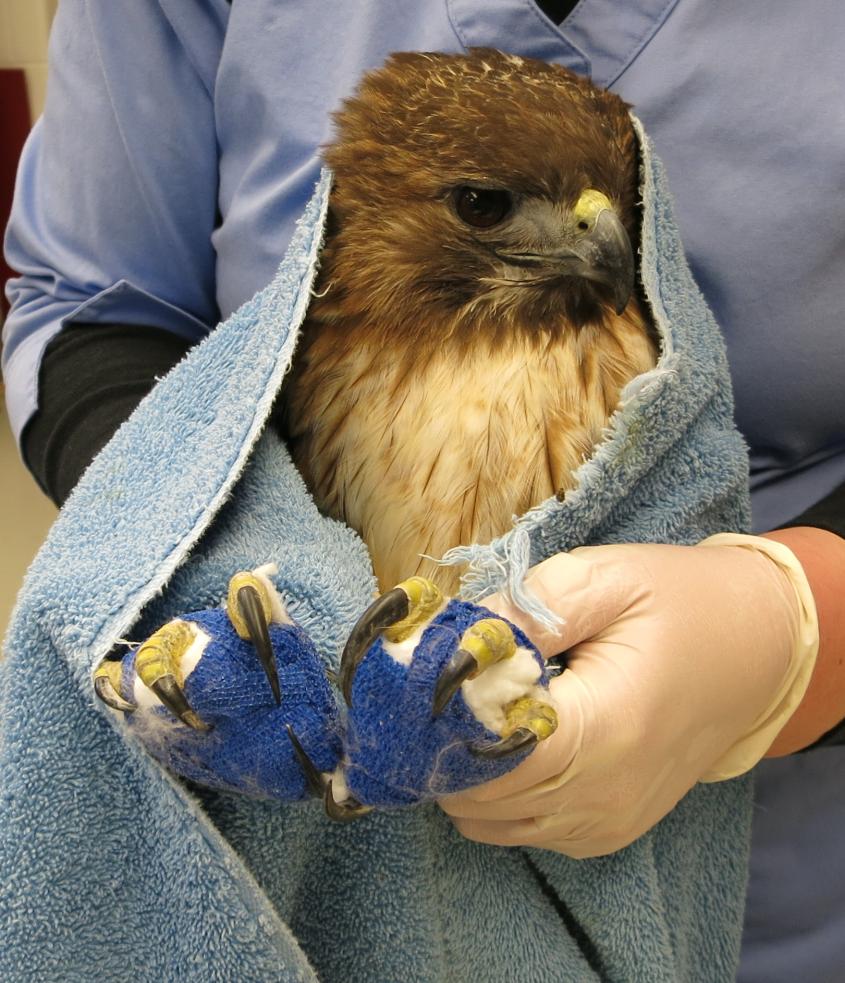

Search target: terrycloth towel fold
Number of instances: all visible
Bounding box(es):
[0,119,753,982]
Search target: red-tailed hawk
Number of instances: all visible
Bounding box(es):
[281,49,656,592]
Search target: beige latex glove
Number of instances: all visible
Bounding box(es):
[440,535,818,858]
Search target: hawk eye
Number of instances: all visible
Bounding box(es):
[454,186,513,228]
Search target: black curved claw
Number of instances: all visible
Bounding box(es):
[151,676,212,732]
[431,647,477,717]
[323,780,372,823]
[237,584,281,705]
[470,727,538,760]
[285,725,328,798]
[339,587,409,705]
[93,674,136,713]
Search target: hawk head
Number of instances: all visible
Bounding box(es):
[318,48,642,345]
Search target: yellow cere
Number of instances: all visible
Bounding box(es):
[572,188,613,228]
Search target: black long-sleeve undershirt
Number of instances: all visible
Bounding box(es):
[21,322,194,506]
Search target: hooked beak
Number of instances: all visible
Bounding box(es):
[566,205,635,315]
[497,190,635,315]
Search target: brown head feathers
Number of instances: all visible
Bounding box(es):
[325,49,636,208]
[314,49,642,343]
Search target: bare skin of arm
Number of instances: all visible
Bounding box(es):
[763,526,845,756]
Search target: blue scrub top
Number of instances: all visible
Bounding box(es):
[3,2,844,978]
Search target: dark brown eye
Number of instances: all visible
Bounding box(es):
[454,186,513,228]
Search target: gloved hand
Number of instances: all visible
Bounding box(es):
[439,534,818,858]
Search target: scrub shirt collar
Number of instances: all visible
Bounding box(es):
[447,0,680,88]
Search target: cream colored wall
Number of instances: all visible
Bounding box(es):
[1,0,58,643]
[0,409,57,641]
[0,0,56,120]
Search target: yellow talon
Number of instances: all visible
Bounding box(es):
[93,656,135,712]
[135,620,195,687]
[135,619,208,730]
[458,618,517,676]
[431,617,519,716]
[501,696,558,742]
[227,571,273,640]
[383,576,444,643]
[93,656,125,693]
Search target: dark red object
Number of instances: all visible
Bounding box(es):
[0,68,32,319]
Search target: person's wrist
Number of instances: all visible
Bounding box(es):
[696,533,819,779]
[762,526,845,753]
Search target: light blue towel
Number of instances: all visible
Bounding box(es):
[0,120,753,982]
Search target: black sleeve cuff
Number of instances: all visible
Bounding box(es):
[779,479,845,540]
[22,322,195,506]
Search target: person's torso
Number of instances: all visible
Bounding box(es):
[163,3,845,978]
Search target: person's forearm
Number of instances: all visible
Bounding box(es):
[23,323,193,506]
[762,526,845,755]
